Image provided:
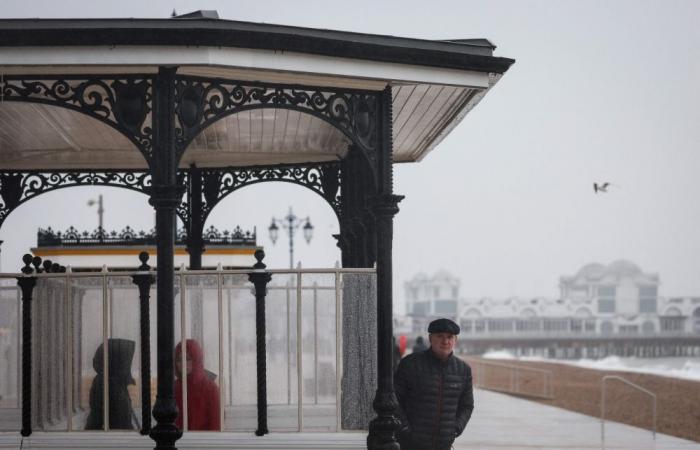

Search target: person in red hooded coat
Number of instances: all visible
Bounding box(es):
[174,339,221,431]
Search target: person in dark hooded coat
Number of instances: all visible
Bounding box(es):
[412,336,428,354]
[175,339,221,431]
[85,338,137,430]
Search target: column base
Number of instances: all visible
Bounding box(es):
[149,423,182,450]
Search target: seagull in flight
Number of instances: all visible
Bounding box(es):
[593,182,619,193]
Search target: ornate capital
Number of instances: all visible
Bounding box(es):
[373,194,404,219]
[148,184,182,208]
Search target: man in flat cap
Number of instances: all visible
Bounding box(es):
[394,318,473,450]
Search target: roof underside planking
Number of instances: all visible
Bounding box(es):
[0,13,514,171]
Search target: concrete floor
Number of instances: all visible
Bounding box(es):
[2,389,699,449]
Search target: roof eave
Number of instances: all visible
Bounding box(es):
[0,19,515,74]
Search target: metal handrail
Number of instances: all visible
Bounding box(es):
[600,375,656,443]
[0,266,376,279]
[467,358,553,399]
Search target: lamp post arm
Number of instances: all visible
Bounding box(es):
[288,216,295,270]
[98,194,104,232]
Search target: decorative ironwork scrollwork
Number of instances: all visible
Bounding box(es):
[0,171,152,228]
[2,75,153,159]
[173,77,379,170]
[174,162,341,235]
[202,162,341,218]
[202,225,256,244]
[37,225,255,247]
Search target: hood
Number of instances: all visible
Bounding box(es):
[92,338,136,384]
[175,339,206,381]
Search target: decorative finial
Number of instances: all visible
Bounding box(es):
[253,249,266,270]
[138,251,151,271]
[32,256,43,272]
[21,254,33,274]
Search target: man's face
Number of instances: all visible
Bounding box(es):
[429,332,457,360]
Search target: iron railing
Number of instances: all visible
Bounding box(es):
[600,375,656,443]
[466,358,553,399]
[0,264,374,434]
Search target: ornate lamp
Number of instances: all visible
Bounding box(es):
[268,220,279,244]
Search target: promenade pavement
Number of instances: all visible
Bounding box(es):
[2,388,699,449]
[457,389,700,450]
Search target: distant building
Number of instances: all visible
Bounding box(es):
[30,225,258,269]
[402,261,700,344]
[404,270,461,334]
[458,260,700,338]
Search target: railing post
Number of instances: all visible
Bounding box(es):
[15,255,62,436]
[296,263,303,431]
[248,250,272,436]
[17,254,37,437]
[600,377,606,444]
[132,251,155,435]
[313,281,318,405]
[601,375,656,443]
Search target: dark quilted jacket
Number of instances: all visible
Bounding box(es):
[394,349,474,450]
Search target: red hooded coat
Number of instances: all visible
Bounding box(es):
[175,339,221,431]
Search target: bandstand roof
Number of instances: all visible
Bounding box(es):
[0,12,514,170]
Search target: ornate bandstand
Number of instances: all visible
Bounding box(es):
[0,11,513,450]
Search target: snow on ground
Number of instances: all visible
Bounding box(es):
[481,350,700,382]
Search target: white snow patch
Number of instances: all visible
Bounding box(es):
[479,352,700,382]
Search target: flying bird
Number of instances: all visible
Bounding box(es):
[593,182,609,193]
[593,182,620,193]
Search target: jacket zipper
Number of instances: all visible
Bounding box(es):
[432,367,445,450]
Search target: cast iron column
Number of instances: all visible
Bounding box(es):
[368,87,403,450]
[248,250,272,436]
[186,165,205,270]
[186,166,205,345]
[132,252,155,435]
[17,254,37,437]
[339,149,362,268]
[149,66,183,450]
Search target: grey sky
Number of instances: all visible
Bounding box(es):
[1,1,699,314]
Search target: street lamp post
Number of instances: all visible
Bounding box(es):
[87,194,105,238]
[268,207,314,406]
[268,207,314,269]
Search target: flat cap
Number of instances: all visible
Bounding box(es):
[428,318,460,335]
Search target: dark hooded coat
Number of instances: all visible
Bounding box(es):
[85,338,137,430]
[175,339,221,431]
[412,336,428,354]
